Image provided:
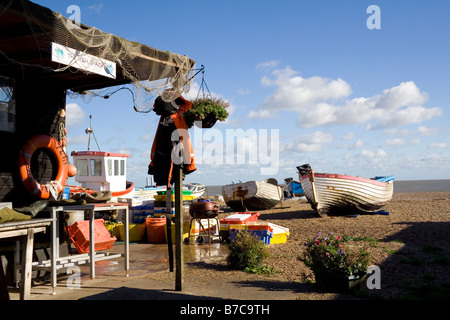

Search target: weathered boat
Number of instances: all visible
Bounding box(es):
[183,182,206,199]
[297,164,394,216]
[222,179,283,211]
[284,177,304,197]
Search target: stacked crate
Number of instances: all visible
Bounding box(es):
[220,212,289,244]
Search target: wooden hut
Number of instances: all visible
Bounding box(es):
[0,0,195,206]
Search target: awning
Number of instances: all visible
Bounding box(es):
[0,0,196,94]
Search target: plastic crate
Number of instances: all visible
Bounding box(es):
[153,194,195,202]
[118,223,145,242]
[67,219,116,254]
[219,212,260,226]
[156,190,193,195]
[131,204,154,223]
[227,223,274,233]
[229,228,272,244]
[267,223,289,244]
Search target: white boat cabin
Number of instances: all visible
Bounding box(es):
[71,151,130,192]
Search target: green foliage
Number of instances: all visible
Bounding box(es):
[300,232,370,277]
[184,97,230,127]
[227,229,269,271]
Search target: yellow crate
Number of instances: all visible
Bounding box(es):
[269,223,290,244]
[117,223,146,242]
[165,221,190,243]
[271,232,289,244]
[153,194,195,202]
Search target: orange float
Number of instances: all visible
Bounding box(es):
[18,135,69,199]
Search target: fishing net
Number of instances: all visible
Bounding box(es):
[0,0,196,109]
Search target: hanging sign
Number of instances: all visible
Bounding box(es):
[51,42,116,79]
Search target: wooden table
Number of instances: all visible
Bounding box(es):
[0,218,54,300]
[41,203,129,295]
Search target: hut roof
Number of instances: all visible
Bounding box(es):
[0,0,195,94]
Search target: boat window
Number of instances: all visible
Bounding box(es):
[120,159,125,176]
[0,76,15,133]
[114,159,119,176]
[107,159,113,176]
[90,159,102,176]
[77,159,88,176]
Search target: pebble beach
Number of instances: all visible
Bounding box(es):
[146,191,450,300]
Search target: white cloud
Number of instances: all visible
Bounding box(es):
[361,149,387,158]
[256,60,280,70]
[87,4,103,13]
[386,138,406,146]
[282,130,333,153]
[66,103,86,129]
[428,142,447,149]
[237,88,250,95]
[249,65,442,130]
[353,139,365,148]
[417,126,438,136]
[342,132,356,140]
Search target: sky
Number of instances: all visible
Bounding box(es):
[34,0,450,187]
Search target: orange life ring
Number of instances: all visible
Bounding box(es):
[18,135,69,199]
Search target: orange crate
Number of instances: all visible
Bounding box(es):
[67,219,117,254]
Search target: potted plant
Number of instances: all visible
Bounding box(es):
[184,97,230,128]
[300,232,370,291]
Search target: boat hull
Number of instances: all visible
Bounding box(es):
[222,180,283,211]
[297,165,394,216]
[286,180,304,197]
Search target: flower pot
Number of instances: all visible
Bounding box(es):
[194,113,218,129]
[314,272,367,292]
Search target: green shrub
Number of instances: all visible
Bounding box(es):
[227,229,269,271]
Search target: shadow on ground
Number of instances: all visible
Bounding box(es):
[80,287,223,300]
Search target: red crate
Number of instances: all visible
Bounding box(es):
[67,219,116,254]
[219,212,260,225]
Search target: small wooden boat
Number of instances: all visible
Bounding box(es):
[284,178,304,197]
[183,182,206,199]
[222,179,283,211]
[297,164,394,216]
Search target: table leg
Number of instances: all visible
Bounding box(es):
[124,207,129,276]
[20,228,34,300]
[0,252,10,300]
[89,207,95,279]
[14,241,20,288]
[51,208,57,295]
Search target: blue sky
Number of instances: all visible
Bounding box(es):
[35,0,450,187]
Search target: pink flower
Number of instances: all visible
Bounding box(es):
[326,252,330,258]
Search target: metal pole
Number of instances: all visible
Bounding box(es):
[166,185,173,272]
[175,166,184,291]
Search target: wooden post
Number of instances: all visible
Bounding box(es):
[0,246,10,300]
[20,228,34,300]
[175,166,184,291]
[166,186,173,272]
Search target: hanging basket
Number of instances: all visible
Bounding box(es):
[194,113,218,129]
[184,113,217,129]
[184,97,229,129]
